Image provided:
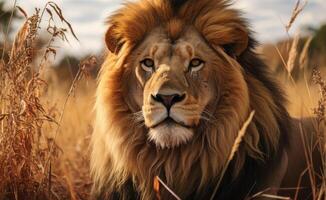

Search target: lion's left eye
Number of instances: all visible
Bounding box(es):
[189,58,204,72]
[140,58,155,72]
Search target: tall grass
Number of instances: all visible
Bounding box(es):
[0,3,95,199]
[274,0,326,199]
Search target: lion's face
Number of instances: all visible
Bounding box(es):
[128,28,222,148]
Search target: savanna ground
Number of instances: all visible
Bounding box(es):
[0,1,326,199]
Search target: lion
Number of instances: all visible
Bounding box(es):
[90,0,322,199]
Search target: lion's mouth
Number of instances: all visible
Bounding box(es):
[151,116,192,129]
[148,118,194,148]
[144,108,197,148]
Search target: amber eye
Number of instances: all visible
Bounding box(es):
[189,58,204,72]
[140,58,155,72]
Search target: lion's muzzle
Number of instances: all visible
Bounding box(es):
[151,93,186,112]
[143,90,198,148]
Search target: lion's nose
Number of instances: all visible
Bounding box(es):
[152,93,186,110]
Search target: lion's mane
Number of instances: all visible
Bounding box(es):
[91,0,291,199]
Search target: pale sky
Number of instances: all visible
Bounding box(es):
[4,0,326,57]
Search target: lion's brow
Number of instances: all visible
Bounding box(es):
[169,0,189,12]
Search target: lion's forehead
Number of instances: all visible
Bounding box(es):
[140,29,205,68]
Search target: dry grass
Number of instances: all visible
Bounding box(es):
[0,9,55,199]
[299,36,313,69]
[210,111,255,200]
[286,0,307,32]
[273,0,326,199]
[311,70,326,200]
[286,33,300,75]
[0,3,94,200]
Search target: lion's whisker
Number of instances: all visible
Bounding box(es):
[202,110,217,121]
[132,111,144,123]
[135,122,145,129]
[199,116,215,124]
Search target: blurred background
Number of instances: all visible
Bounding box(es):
[2,0,326,87]
[2,0,326,56]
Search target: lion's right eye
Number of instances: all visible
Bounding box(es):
[140,58,155,72]
[189,58,205,72]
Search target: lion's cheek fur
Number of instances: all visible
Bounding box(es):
[91,54,141,195]
[215,60,250,129]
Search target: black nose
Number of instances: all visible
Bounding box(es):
[152,93,186,110]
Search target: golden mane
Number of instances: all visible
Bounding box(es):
[91,0,291,199]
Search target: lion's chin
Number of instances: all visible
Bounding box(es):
[148,122,194,149]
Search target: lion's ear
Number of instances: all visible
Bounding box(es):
[105,25,122,54]
[221,25,248,57]
[205,24,249,57]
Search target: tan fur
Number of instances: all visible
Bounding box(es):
[91,0,295,199]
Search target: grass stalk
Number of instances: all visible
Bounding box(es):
[210,111,255,200]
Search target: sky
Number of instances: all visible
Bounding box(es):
[4,0,326,57]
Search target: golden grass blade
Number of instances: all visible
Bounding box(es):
[228,111,255,161]
[260,194,291,200]
[299,36,313,68]
[299,121,317,199]
[10,21,29,61]
[210,111,255,200]
[317,182,325,200]
[48,2,79,41]
[286,0,308,32]
[286,33,300,75]
[16,6,28,19]
[1,0,18,60]
[155,176,182,200]
[274,45,288,70]
[154,176,161,200]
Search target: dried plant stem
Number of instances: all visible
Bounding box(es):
[155,176,182,200]
[275,41,314,116]
[38,34,57,73]
[1,70,4,136]
[37,66,83,193]
[274,45,288,72]
[286,33,300,75]
[299,122,317,199]
[38,2,53,28]
[1,0,17,60]
[317,182,325,200]
[312,69,326,199]
[260,194,291,200]
[1,61,4,138]
[1,103,3,136]
[303,69,313,107]
[39,1,78,41]
[210,111,255,200]
[299,37,313,68]
[286,0,308,32]
[294,168,308,200]
[274,44,299,85]
[251,188,293,200]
